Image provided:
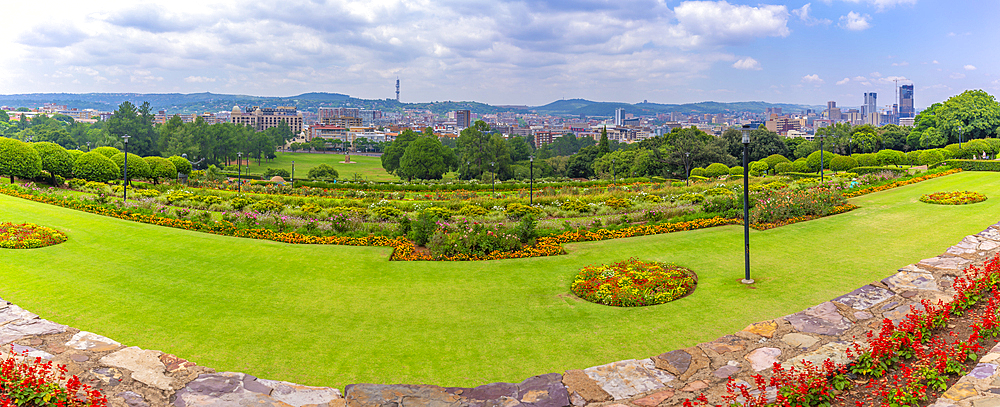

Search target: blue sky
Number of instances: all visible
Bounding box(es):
[0,0,995,109]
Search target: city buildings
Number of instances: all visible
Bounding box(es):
[231,106,304,133]
[454,110,471,129]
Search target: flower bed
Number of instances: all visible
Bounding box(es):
[920,191,988,205]
[570,258,696,307]
[0,346,107,406]
[842,168,962,198]
[0,223,67,249]
[751,204,858,230]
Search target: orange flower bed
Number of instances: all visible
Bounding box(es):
[842,168,962,198]
[751,204,858,230]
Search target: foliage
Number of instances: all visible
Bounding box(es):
[505,202,543,218]
[570,258,695,307]
[749,161,769,176]
[513,215,538,243]
[704,163,730,178]
[107,101,158,156]
[427,219,523,257]
[774,162,794,174]
[689,167,706,177]
[143,156,178,183]
[0,137,42,181]
[750,186,847,225]
[110,152,152,182]
[762,153,791,170]
[829,155,858,171]
[370,206,403,220]
[307,164,340,181]
[399,136,456,180]
[729,166,743,176]
[944,159,1000,171]
[806,150,835,171]
[91,146,120,158]
[604,197,632,209]
[31,142,74,181]
[851,166,908,175]
[458,204,489,217]
[263,168,291,179]
[722,128,789,161]
[167,155,192,175]
[72,152,120,182]
[248,199,285,213]
[918,150,945,166]
[920,191,987,205]
[935,89,1000,141]
[0,223,68,249]
[408,210,439,246]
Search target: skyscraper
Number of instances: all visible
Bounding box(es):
[455,110,471,129]
[863,93,878,125]
[614,108,625,126]
[899,85,915,119]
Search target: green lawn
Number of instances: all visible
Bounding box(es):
[244,152,397,182]
[1,172,999,390]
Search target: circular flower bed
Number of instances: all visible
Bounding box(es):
[919,191,987,205]
[570,258,696,307]
[0,223,68,249]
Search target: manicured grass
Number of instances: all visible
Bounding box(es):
[1,172,999,390]
[243,152,397,182]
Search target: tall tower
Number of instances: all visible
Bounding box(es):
[614,108,625,126]
[863,92,877,125]
[395,77,400,102]
[899,85,915,118]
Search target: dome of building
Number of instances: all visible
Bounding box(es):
[232,106,241,114]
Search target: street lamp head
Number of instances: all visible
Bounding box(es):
[685,152,690,157]
[740,125,751,145]
[238,152,242,157]
[122,134,130,143]
[529,155,534,162]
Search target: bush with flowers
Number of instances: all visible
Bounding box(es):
[749,186,846,225]
[0,223,67,249]
[426,219,522,258]
[570,258,695,307]
[0,346,107,406]
[920,191,987,205]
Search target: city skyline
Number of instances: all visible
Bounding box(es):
[1,0,996,109]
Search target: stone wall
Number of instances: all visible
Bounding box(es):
[2,221,999,407]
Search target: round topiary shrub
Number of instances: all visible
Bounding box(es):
[92,146,121,158]
[762,154,791,171]
[920,191,987,205]
[308,164,339,180]
[749,161,769,176]
[729,166,743,176]
[73,152,120,182]
[774,162,794,174]
[704,163,730,178]
[143,156,178,183]
[830,155,858,171]
[168,156,192,176]
[806,151,835,171]
[31,142,74,180]
[0,137,42,181]
[906,151,921,165]
[67,149,84,163]
[792,159,810,173]
[458,204,489,217]
[854,153,878,167]
[111,153,151,182]
[689,167,706,177]
[570,258,696,307]
[919,150,944,166]
[0,223,67,249]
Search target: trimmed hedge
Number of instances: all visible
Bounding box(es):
[73,151,120,182]
[0,137,42,181]
[111,153,151,181]
[32,142,75,179]
[944,159,1000,171]
[168,156,192,175]
[144,156,178,183]
[92,146,120,158]
[851,166,909,175]
[780,172,820,179]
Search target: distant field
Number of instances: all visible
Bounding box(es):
[243,152,396,181]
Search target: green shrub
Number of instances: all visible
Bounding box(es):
[689,167,706,177]
[853,153,878,167]
[513,215,538,243]
[421,206,453,220]
[408,211,438,246]
[92,146,120,158]
[749,161,769,176]
[906,151,922,165]
[671,181,685,187]
[806,151,835,171]
[505,202,543,218]
[249,199,285,213]
[0,137,42,181]
[919,150,945,166]
[876,149,906,166]
[704,163,730,178]
[136,189,161,198]
[688,175,709,182]
[729,166,743,176]
[676,192,704,204]
[704,187,734,196]
[111,153,151,181]
[67,149,84,163]
[72,151,119,182]
[774,162,794,174]
[851,166,909,175]
[943,160,1000,171]
[164,190,195,203]
[370,206,403,220]
[308,164,339,180]
[830,155,858,171]
[144,156,178,183]
[604,197,632,209]
[192,194,222,205]
[168,156,192,175]
[67,178,86,188]
[458,204,489,217]
[263,168,291,178]
[230,196,255,210]
[426,219,520,257]
[792,159,810,173]
[31,142,74,180]
[561,199,591,213]
[762,154,791,170]
[702,194,741,216]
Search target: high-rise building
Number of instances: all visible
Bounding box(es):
[826,101,842,122]
[319,107,359,119]
[899,85,915,119]
[231,106,303,133]
[455,110,471,129]
[614,108,625,126]
[863,93,878,125]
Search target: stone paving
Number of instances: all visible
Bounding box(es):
[0,221,998,407]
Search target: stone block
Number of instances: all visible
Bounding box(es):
[99,347,173,391]
[832,285,894,310]
[742,321,777,338]
[632,389,675,407]
[562,370,611,403]
[65,331,121,352]
[784,302,853,336]
[745,348,781,372]
[584,359,673,400]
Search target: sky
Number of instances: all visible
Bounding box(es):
[0,0,996,109]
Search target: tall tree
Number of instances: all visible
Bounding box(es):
[382,129,420,175]
[107,101,158,156]
[398,136,457,180]
[598,127,610,155]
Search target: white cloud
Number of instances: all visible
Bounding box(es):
[185,76,216,83]
[732,57,762,70]
[802,74,824,84]
[836,77,850,85]
[951,73,966,79]
[792,3,831,26]
[964,65,977,71]
[853,76,867,81]
[824,0,916,12]
[673,1,790,46]
[891,61,908,66]
[839,12,871,31]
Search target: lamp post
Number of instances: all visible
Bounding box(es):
[86,141,91,152]
[122,134,130,203]
[847,136,852,156]
[491,161,496,195]
[181,153,189,184]
[685,152,691,186]
[291,160,295,182]
[612,158,616,185]
[529,155,534,205]
[958,125,964,150]
[740,125,753,285]
[237,152,242,194]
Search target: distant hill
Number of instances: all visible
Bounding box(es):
[0,92,822,116]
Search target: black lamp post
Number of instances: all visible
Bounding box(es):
[685,152,691,186]
[122,134,130,202]
[740,125,753,285]
[529,155,534,205]
[612,158,616,185]
[237,152,242,194]
[291,160,295,182]
[182,153,189,184]
[86,141,91,152]
[847,136,852,156]
[958,125,964,150]
[491,161,496,195]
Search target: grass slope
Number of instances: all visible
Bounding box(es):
[1,172,999,390]
[243,152,397,182]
